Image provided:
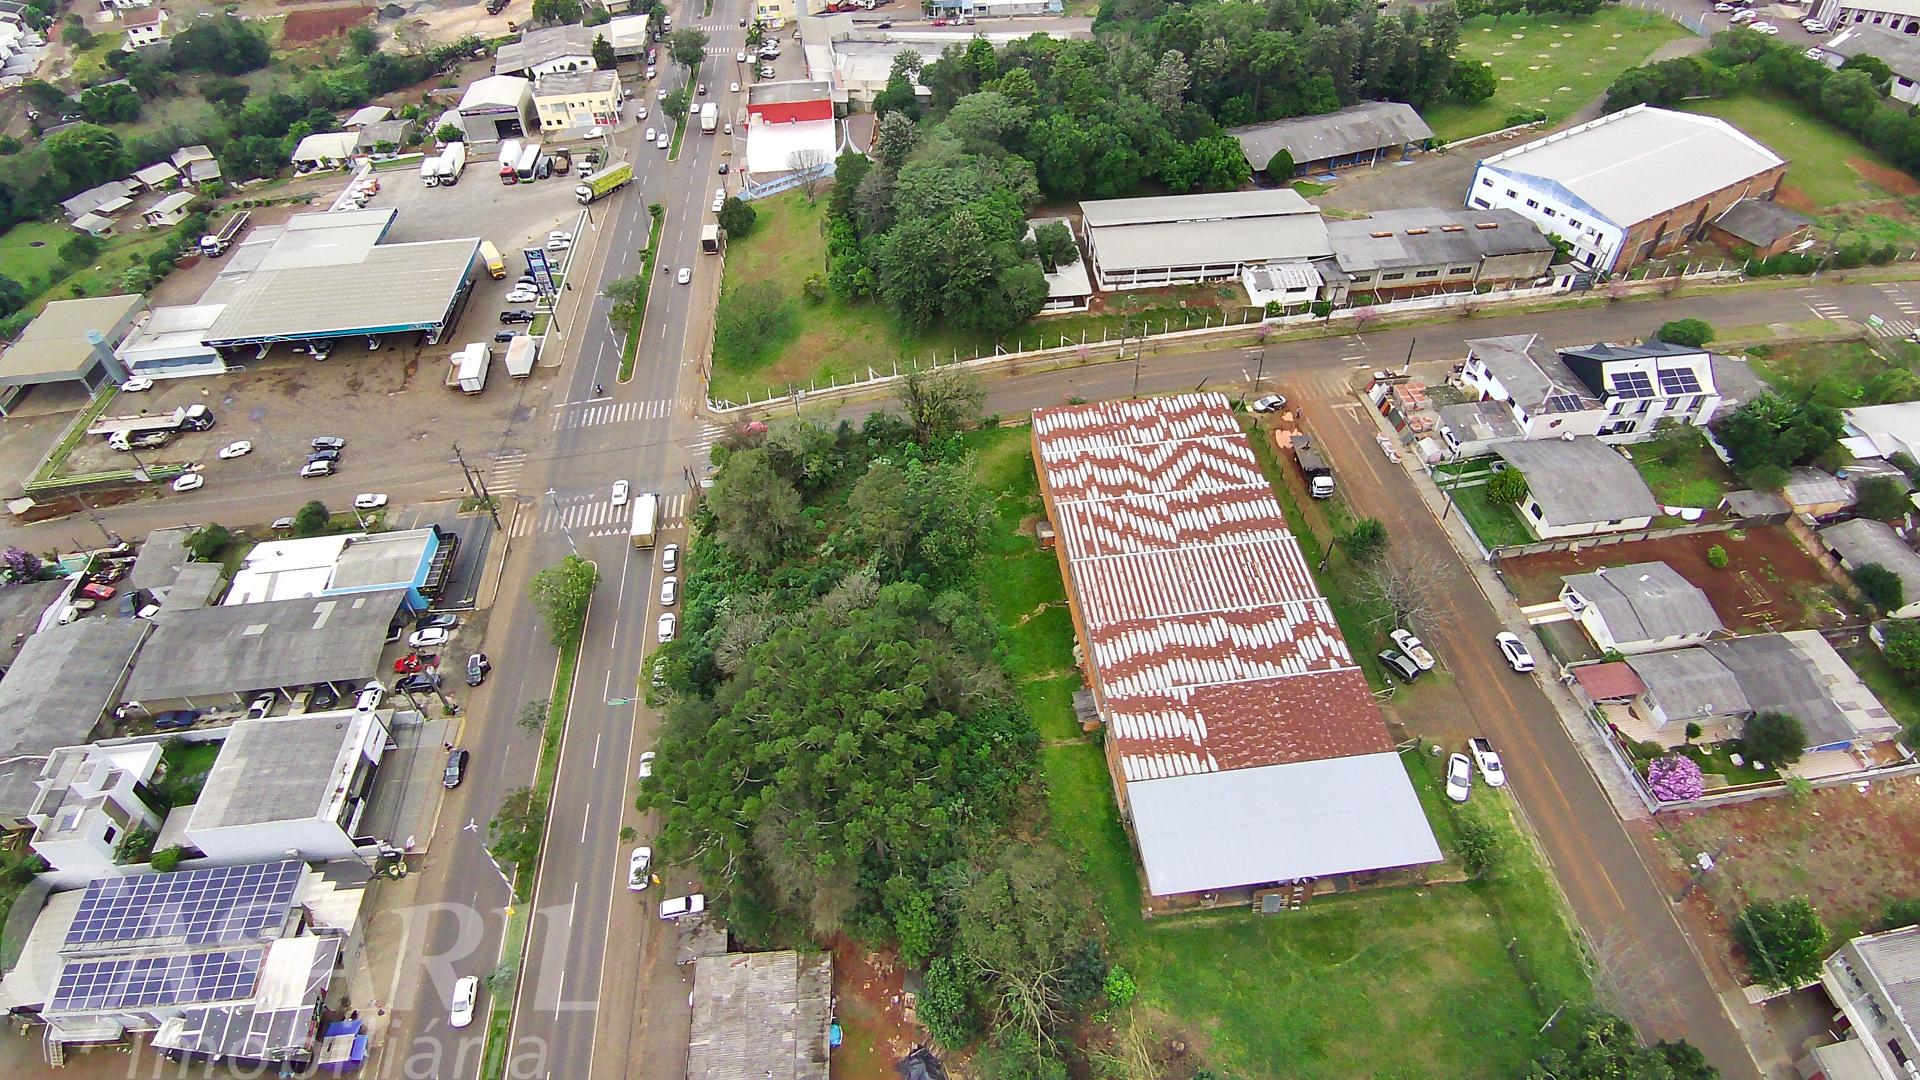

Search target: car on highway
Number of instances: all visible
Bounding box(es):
[1469,737,1506,787]
[1377,648,1420,684]
[731,81,740,92]
[1445,753,1473,803]
[417,613,459,630]
[443,747,469,789]
[635,105,648,121]
[697,83,707,95]
[246,693,275,721]
[1495,631,1535,672]
[395,672,441,694]
[312,436,346,451]
[717,162,729,174]
[628,846,652,891]
[121,376,154,392]
[656,133,670,150]
[661,543,679,573]
[644,126,656,142]
[677,267,691,284]
[449,976,478,1028]
[409,627,451,650]
[660,576,677,606]
[736,49,747,62]
[353,493,388,510]
[657,612,677,642]
[466,652,490,686]
[656,86,667,100]
[171,471,204,493]
[637,751,655,780]
[299,460,335,479]
[1250,394,1286,413]
[218,441,252,459]
[658,894,705,920]
[612,479,630,506]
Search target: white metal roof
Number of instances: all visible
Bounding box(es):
[1082,189,1331,273]
[290,131,359,164]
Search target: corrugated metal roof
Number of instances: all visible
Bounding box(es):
[1562,561,1725,646]
[1228,101,1434,170]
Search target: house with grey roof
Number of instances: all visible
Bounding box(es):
[0,618,150,760]
[1079,188,1332,291]
[1820,517,1920,619]
[1821,23,1920,106]
[1458,334,1729,449]
[687,950,833,1080]
[493,23,596,78]
[59,180,136,223]
[1434,399,1523,457]
[1229,101,1433,177]
[1708,198,1812,258]
[1560,561,1725,655]
[1809,923,1920,1080]
[1783,467,1858,517]
[184,710,392,864]
[1493,437,1660,540]
[169,144,221,184]
[1326,207,1555,300]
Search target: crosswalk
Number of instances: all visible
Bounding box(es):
[1873,284,1920,340]
[485,449,528,496]
[553,398,677,431]
[514,491,694,538]
[686,421,729,462]
[1803,291,1846,322]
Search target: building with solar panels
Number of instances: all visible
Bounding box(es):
[1454,334,1736,450]
[0,859,366,1065]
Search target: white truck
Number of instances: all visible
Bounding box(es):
[198,211,249,257]
[503,334,537,378]
[629,493,659,549]
[420,155,440,186]
[699,102,717,134]
[437,141,466,185]
[1292,435,1335,499]
[446,343,491,393]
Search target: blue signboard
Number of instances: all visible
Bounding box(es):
[523,248,557,295]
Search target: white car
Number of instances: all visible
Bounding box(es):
[354,681,384,713]
[409,627,451,650]
[1751,21,1779,33]
[121,376,154,392]
[676,267,691,285]
[505,289,539,304]
[1389,628,1435,671]
[546,239,571,252]
[628,846,652,891]
[1803,18,1829,31]
[637,750,655,780]
[353,493,388,510]
[171,471,204,493]
[660,576,678,606]
[549,231,573,243]
[612,479,630,506]
[656,87,667,100]
[449,975,478,1029]
[730,81,740,93]
[1805,47,1825,60]
[737,50,747,62]
[635,105,648,120]
[218,440,252,459]
[1445,753,1473,803]
[657,134,670,150]
[661,543,679,573]
[644,126,656,142]
[1469,737,1506,788]
[1713,1,1734,9]
[658,893,705,920]
[1495,631,1535,673]
[1251,394,1286,413]
[246,692,275,720]
[657,612,677,642]
[1729,8,1756,21]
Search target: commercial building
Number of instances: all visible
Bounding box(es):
[289,131,359,171]
[745,80,837,176]
[225,528,451,610]
[0,618,150,761]
[1559,561,1726,655]
[24,740,166,885]
[1821,24,1920,103]
[604,13,649,58]
[1079,189,1332,290]
[0,576,70,677]
[1812,0,1920,40]
[1229,101,1433,177]
[1820,518,1920,619]
[1469,105,1788,274]
[1491,438,1660,540]
[925,0,1063,16]
[752,0,795,27]
[195,207,479,352]
[686,951,833,1080]
[1324,207,1555,300]
[1808,923,1920,1080]
[0,294,145,414]
[457,75,537,145]
[1032,393,1440,899]
[534,69,623,133]
[493,23,597,78]
[185,711,391,864]
[116,304,226,380]
[1456,335,1731,447]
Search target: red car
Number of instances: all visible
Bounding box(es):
[931,17,948,24]
[79,582,116,601]
[394,654,424,674]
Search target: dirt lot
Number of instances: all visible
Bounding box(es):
[1496,525,1855,632]
[829,939,924,1080]
[280,3,372,43]
[1645,780,1920,982]
[1309,127,1540,215]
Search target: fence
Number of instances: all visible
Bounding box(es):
[1487,516,1750,563]
[738,158,835,202]
[1621,0,1710,35]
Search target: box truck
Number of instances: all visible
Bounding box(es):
[445,343,491,393]
[198,211,250,257]
[575,161,633,204]
[699,101,717,133]
[439,141,466,185]
[479,240,507,280]
[498,139,522,183]
[701,223,724,253]
[629,493,659,549]
[503,334,537,377]
[420,156,440,186]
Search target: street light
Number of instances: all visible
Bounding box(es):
[545,487,579,556]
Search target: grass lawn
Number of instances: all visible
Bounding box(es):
[1749,338,1920,408]
[0,222,82,290]
[1631,441,1737,509]
[1679,94,1910,209]
[1437,474,1535,550]
[1424,9,1689,141]
[0,219,178,320]
[969,424,1590,1077]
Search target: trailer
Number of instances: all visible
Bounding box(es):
[445,343,491,393]
[575,161,633,204]
[88,404,213,438]
[503,335,537,377]
[198,211,250,257]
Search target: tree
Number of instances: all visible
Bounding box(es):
[1742,710,1806,767]
[348,25,379,55]
[664,87,691,125]
[1161,134,1251,193]
[1656,318,1714,347]
[896,367,985,446]
[788,149,830,198]
[846,459,988,587]
[293,500,331,536]
[1711,393,1844,477]
[488,786,546,870]
[872,111,917,174]
[1856,476,1908,520]
[956,844,1099,1045]
[0,276,25,320]
[605,272,648,328]
[713,281,796,366]
[44,124,127,189]
[1453,817,1500,879]
[716,195,756,237]
[1450,58,1497,102]
[592,33,616,70]
[669,27,708,71]
[527,554,598,647]
[1487,466,1529,505]
[169,15,272,74]
[183,523,233,562]
[1358,557,1450,633]
[919,956,979,1048]
[79,83,140,125]
[1855,562,1906,613]
[1336,517,1388,563]
[1734,896,1826,991]
[1881,620,1920,679]
[1028,221,1078,272]
[435,121,463,144]
[705,447,808,570]
[1263,148,1295,180]
[1528,1008,1719,1080]
[516,698,550,736]
[531,0,584,24]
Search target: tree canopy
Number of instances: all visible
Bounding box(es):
[1734,897,1826,991]
[1710,393,1844,479]
[527,554,598,647]
[1742,710,1806,767]
[1656,318,1714,347]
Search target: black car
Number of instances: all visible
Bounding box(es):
[442,747,469,789]
[395,672,442,694]
[466,652,490,687]
[307,448,341,464]
[311,436,346,451]
[717,163,729,175]
[152,709,201,731]
[417,612,458,631]
[311,684,340,709]
[1377,649,1422,684]
[500,310,535,324]
[494,331,517,343]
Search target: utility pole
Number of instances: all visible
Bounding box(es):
[451,443,502,529]
[545,487,579,557]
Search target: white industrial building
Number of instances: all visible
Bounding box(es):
[1079,189,1332,290]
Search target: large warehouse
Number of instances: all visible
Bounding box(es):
[1469,104,1787,274]
[196,208,480,353]
[1031,393,1441,900]
[1079,189,1333,290]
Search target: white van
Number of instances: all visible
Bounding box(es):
[658,893,706,920]
[354,681,385,713]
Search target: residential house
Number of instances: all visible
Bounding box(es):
[60,180,136,223]
[290,131,359,171]
[1843,400,1920,461]
[1228,101,1434,177]
[1707,198,1813,259]
[1323,207,1556,301]
[353,119,413,155]
[1433,399,1524,458]
[1456,334,1727,447]
[1080,189,1333,291]
[1560,561,1726,655]
[1783,467,1858,517]
[1808,923,1920,1080]
[141,191,194,229]
[687,951,833,1080]
[1469,105,1788,274]
[493,23,596,79]
[121,6,166,49]
[533,69,622,133]
[24,741,165,886]
[128,161,179,191]
[170,144,221,185]
[97,0,152,9]
[1492,438,1661,540]
[341,105,390,130]
[1819,517,1920,618]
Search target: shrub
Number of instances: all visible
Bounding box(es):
[150,845,186,872]
[1856,476,1909,520]
[1735,897,1826,991]
[184,523,233,562]
[1656,318,1714,347]
[1705,545,1729,568]
[1855,562,1906,613]
[1742,710,1806,767]
[1487,467,1529,505]
[1646,755,1704,801]
[293,500,330,536]
[1103,964,1138,1009]
[1453,816,1501,879]
[918,956,977,1048]
[1884,897,1920,929]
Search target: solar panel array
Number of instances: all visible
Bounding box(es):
[65,861,302,949]
[1544,392,1588,413]
[1610,370,1656,398]
[50,947,264,1012]
[1657,366,1702,396]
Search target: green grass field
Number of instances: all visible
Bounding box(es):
[1750,338,1920,408]
[969,425,1590,1078]
[0,222,82,291]
[1633,441,1736,509]
[1435,472,1536,550]
[1424,9,1690,141]
[1679,94,1909,209]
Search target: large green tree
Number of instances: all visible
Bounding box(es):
[956,844,1102,1046]
[1711,393,1844,477]
[704,447,807,570]
[668,27,708,71]
[527,554,598,647]
[44,124,126,189]
[1734,896,1826,991]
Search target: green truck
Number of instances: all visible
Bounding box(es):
[575,161,632,205]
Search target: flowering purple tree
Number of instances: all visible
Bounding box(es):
[1,546,40,582]
[1647,754,1705,802]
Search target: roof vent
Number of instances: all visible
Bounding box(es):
[1440,225,1465,233]
[1405,227,1429,235]
[1369,230,1391,238]
[1475,222,1499,230]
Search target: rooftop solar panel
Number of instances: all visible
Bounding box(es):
[1657,366,1702,395]
[1610,370,1655,398]
[50,947,264,1012]
[65,861,302,949]
[1545,392,1588,413]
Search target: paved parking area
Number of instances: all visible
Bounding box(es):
[1310,128,1540,214]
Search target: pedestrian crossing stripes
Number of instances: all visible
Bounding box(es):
[485,450,527,497]
[1805,298,1845,320]
[686,421,728,454]
[1871,316,1920,341]
[553,399,674,431]
[533,492,692,538]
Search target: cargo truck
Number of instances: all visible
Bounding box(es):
[439,141,466,185]
[1291,435,1335,498]
[701,223,724,253]
[90,404,214,439]
[420,156,440,186]
[198,211,250,257]
[503,334,537,377]
[445,343,491,393]
[479,240,507,280]
[629,493,659,549]
[575,161,633,204]
[498,138,522,183]
[699,102,717,133]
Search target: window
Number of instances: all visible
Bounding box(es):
[1480,177,1493,187]
[1447,266,1474,275]
[1381,271,1406,281]
[1415,269,1440,278]
[1472,197,1492,209]
[1569,218,1582,229]
[103,826,118,844]
[1506,189,1517,198]
[1543,208,1556,217]
[1349,272,1374,283]
[1525,198,1539,208]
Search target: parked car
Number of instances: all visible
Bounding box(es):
[494,331,518,343]
[1495,631,1535,673]
[1251,394,1286,413]
[628,846,652,891]
[171,472,204,493]
[311,685,340,710]
[661,543,679,573]
[1389,629,1435,670]
[153,709,201,731]
[612,479,630,506]
[300,460,336,479]
[354,682,385,712]
[409,627,451,650]
[1804,46,1825,60]
[395,672,441,693]
[466,652,490,686]
[312,436,346,451]
[1445,753,1473,803]
[121,376,154,392]
[657,612,677,642]
[246,693,275,720]
[500,310,536,324]
[659,576,677,606]
[1377,649,1421,684]
[443,747,470,789]
[1729,8,1755,21]
[78,582,116,601]
[736,49,747,62]
[307,448,341,464]
[394,654,425,674]
[417,613,458,630]
[637,750,655,780]
[644,126,656,142]
[354,493,388,510]
[504,288,540,304]
[272,516,296,531]
[1751,21,1779,33]
[658,894,705,920]
[449,975,478,1028]
[218,441,252,459]
[1469,737,1506,787]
